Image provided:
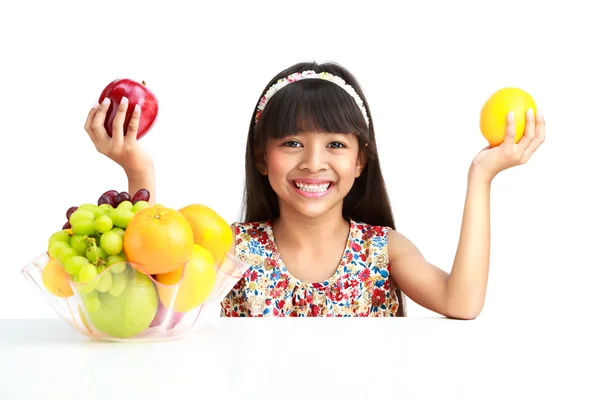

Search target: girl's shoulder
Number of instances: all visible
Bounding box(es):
[230,220,271,246]
[232,220,270,233]
[229,220,272,256]
[350,220,392,239]
[350,220,393,247]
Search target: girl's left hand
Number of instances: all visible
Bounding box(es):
[470,108,545,182]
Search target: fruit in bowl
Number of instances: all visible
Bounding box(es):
[79,263,158,338]
[22,188,248,342]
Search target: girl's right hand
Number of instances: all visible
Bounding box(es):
[84,96,154,176]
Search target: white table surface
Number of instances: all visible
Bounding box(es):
[0,317,597,400]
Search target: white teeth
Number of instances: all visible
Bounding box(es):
[294,182,331,192]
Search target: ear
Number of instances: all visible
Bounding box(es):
[254,146,268,176]
[354,143,368,178]
[355,143,368,178]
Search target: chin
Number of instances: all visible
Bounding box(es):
[280,199,345,220]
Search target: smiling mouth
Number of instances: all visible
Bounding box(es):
[292,181,333,193]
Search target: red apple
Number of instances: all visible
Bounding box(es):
[98,79,159,140]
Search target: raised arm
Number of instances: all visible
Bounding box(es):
[84,97,156,205]
[387,174,492,319]
[126,166,156,206]
[389,109,545,319]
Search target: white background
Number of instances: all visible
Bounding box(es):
[1,0,599,323]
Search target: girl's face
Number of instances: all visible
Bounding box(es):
[260,132,365,220]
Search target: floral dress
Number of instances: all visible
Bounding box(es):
[220,219,401,317]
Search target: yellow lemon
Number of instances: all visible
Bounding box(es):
[42,258,74,298]
[480,87,536,147]
[155,244,217,312]
[178,204,233,265]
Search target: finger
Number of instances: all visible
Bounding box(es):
[91,97,111,140]
[501,111,517,149]
[125,104,141,145]
[535,109,545,143]
[84,102,100,138]
[518,108,536,149]
[521,110,545,161]
[111,96,129,148]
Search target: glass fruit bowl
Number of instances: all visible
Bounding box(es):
[21,251,249,342]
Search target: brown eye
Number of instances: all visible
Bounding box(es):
[283,141,302,148]
[328,142,345,148]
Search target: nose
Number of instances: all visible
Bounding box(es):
[299,145,329,173]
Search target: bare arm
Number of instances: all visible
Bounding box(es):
[444,171,491,317]
[389,109,545,319]
[126,165,156,205]
[85,97,156,204]
[388,169,492,319]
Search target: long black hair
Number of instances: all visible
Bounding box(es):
[242,61,396,230]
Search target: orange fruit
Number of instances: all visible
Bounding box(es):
[123,206,194,275]
[155,244,217,312]
[480,87,536,147]
[178,204,233,265]
[42,258,74,297]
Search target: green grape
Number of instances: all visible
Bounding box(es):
[74,263,98,294]
[110,208,134,228]
[63,255,89,276]
[92,234,102,245]
[71,220,96,236]
[48,241,70,259]
[96,247,108,261]
[111,227,125,238]
[82,291,101,313]
[78,263,97,283]
[109,271,127,296]
[70,234,89,256]
[117,201,133,211]
[132,200,150,213]
[95,215,113,233]
[57,247,77,265]
[86,246,107,263]
[100,231,123,255]
[77,204,97,212]
[106,254,127,273]
[69,209,95,225]
[99,204,113,213]
[48,230,70,246]
[95,267,113,292]
[75,278,97,294]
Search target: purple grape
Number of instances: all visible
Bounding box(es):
[102,190,119,199]
[114,192,131,206]
[132,189,150,204]
[63,221,71,230]
[98,195,115,207]
[66,206,78,220]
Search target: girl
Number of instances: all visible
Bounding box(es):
[84,61,545,318]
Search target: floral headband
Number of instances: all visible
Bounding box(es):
[254,70,370,127]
